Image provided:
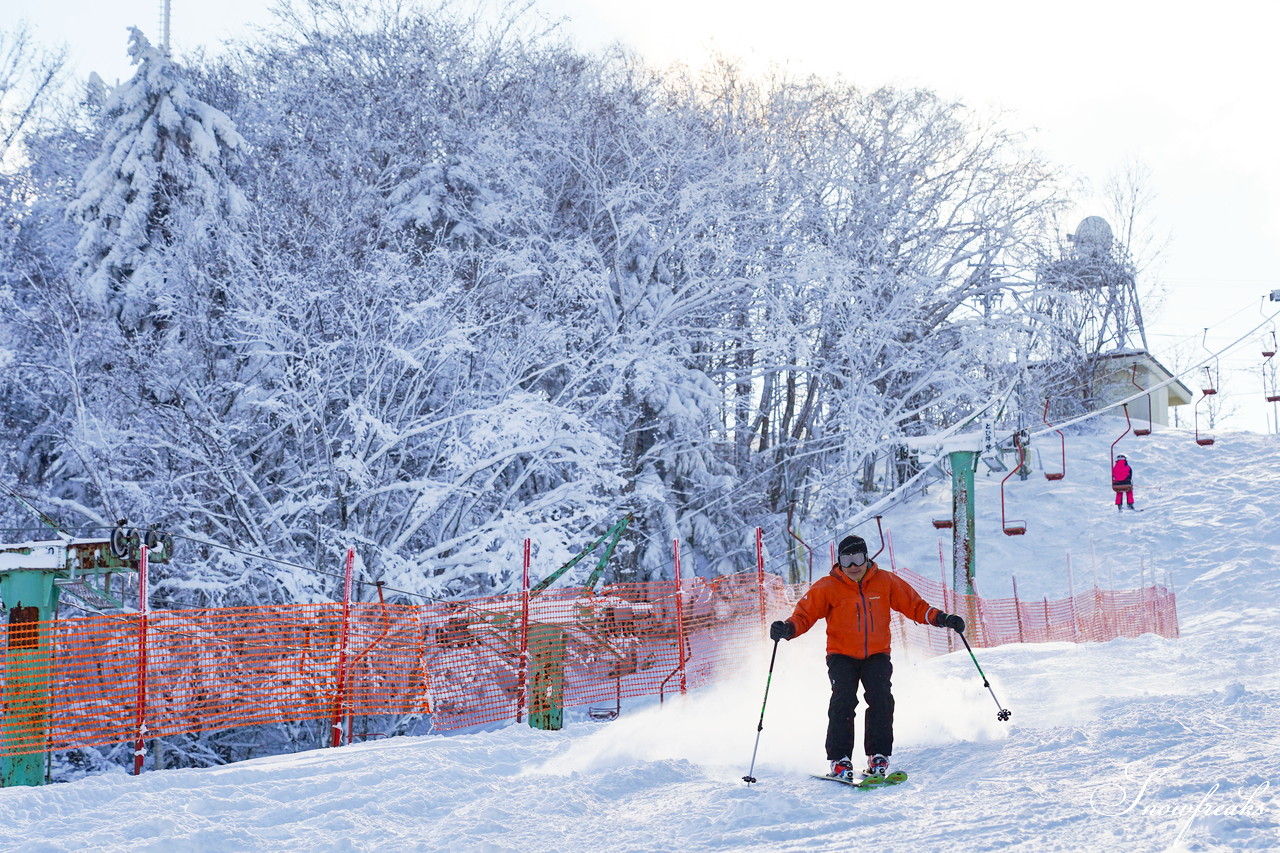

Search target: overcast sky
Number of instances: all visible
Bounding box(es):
[10,0,1280,430]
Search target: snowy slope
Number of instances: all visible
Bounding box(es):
[2,427,1278,852]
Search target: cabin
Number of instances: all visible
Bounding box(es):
[1092,350,1194,429]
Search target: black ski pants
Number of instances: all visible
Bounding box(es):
[825,652,894,761]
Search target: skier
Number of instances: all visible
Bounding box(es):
[1112,454,1135,510]
[769,534,965,782]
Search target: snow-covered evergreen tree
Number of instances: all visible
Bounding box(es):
[68,27,246,330]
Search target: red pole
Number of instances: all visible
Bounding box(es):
[939,543,952,653]
[755,527,765,625]
[673,539,687,696]
[517,538,531,722]
[331,548,355,748]
[132,545,150,776]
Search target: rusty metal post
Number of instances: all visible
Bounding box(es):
[132,546,150,775]
[0,568,58,787]
[517,538,530,722]
[949,449,978,599]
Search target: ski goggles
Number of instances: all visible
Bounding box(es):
[838,551,867,568]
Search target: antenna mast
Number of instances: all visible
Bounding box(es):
[161,0,172,55]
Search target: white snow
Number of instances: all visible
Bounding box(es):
[2,427,1277,851]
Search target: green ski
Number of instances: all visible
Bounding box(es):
[812,770,908,789]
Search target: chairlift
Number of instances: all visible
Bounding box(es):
[1109,407,1137,495]
[1129,365,1153,436]
[931,453,954,529]
[1201,367,1218,396]
[1110,403,1132,467]
[999,432,1027,536]
[1201,329,1219,395]
[588,677,622,722]
[1194,391,1216,446]
[1265,364,1280,404]
[786,503,814,584]
[1260,301,1279,402]
[870,516,887,562]
[1041,399,1065,481]
[1261,298,1276,357]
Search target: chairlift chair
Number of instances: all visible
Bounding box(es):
[1194,391,1216,446]
[1262,325,1279,402]
[1261,298,1276,357]
[1201,366,1218,396]
[588,676,622,721]
[1110,404,1132,468]
[1130,365,1153,436]
[1264,364,1280,404]
[1041,398,1065,481]
[1194,328,1217,445]
[1201,329,1219,395]
[999,433,1027,536]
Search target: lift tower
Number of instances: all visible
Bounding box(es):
[0,512,173,786]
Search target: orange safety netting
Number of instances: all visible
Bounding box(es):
[882,566,1180,661]
[0,567,1177,758]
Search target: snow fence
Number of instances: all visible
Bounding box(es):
[0,568,1176,760]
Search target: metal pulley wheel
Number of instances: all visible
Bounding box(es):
[110,526,131,560]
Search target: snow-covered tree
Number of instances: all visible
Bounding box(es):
[68,27,246,331]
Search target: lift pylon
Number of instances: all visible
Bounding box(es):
[0,522,174,787]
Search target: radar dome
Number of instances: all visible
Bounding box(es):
[1072,216,1114,257]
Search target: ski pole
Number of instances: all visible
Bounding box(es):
[742,638,781,785]
[957,631,1012,722]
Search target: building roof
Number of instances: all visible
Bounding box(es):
[1096,350,1195,406]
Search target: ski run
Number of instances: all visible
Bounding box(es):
[2,427,1278,852]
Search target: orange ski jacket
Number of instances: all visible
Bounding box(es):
[784,562,942,659]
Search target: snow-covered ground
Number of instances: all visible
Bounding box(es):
[2,427,1277,852]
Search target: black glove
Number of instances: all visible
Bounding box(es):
[769,620,795,641]
[933,612,965,634]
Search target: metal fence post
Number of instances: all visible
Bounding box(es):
[518,538,530,722]
[330,548,354,747]
[132,545,149,775]
[755,528,765,626]
[673,539,687,696]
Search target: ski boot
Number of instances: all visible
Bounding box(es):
[862,754,889,780]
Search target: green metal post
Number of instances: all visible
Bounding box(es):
[0,569,59,787]
[527,622,565,731]
[949,450,978,597]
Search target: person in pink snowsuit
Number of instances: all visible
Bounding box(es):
[1112,454,1135,510]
